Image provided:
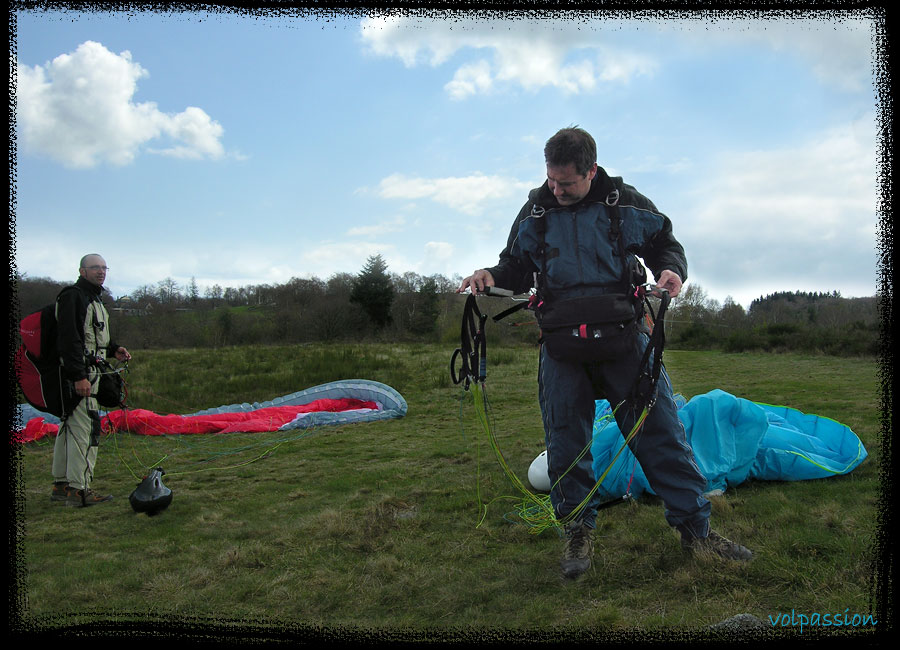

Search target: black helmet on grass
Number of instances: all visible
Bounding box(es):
[129,468,173,516]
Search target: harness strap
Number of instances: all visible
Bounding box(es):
[533,189,637,318]
[629,287,671,409]
[450,293,488,390]
[492,300,529,323]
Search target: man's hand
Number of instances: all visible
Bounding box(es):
[457,270,495,294]
[656,270,683,298]
[114,347,131,362]
[74,378,92,397]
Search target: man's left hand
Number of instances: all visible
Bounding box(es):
[656,270,683,298]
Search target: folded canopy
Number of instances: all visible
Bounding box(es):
[13,379,408,443]
[589,389,868,500]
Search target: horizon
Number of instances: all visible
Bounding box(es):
[15,266,877,313]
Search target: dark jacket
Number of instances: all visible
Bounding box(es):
[55,278,120,382]
[486,166,687,303]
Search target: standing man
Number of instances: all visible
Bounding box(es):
[459,127,751,579]
[51,254,131,507]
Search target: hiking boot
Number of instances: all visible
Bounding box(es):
[66,488,114,507]
[50,482,71,503]
[682,529,753,561]
[560,521,594,579]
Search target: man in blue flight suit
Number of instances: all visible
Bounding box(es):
[459,127,752,579]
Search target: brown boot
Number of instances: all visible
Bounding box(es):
[50,482,71,503]
[682,530,753,561]
[560,521,594,579]
[66,488,114,507]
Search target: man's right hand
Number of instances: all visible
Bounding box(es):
[457,269,495,294]
[74,378,92,397]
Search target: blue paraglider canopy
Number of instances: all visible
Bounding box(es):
[589,389,868,501]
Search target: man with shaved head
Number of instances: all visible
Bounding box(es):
[51,254,131,507]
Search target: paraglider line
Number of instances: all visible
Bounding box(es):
[465,381,648,536]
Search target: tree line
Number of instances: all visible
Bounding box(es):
[13,255,881,356]
[664,285,881,356]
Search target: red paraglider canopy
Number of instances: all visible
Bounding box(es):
[108,398,380,435]
[15,398,378,443]
[14,379,408,445]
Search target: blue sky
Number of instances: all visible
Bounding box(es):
[12,7,883,308]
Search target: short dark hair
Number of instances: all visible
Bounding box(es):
[544,127,596,176]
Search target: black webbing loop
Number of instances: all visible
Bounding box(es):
[629,287,671,410]
[450,293,488,390]
[491,300,529,323]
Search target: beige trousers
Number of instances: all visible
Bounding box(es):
[52,390,100,490]
[52,295,110,490]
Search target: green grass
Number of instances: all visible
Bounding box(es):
[13,344,885,641]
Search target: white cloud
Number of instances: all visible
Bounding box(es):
[691,115,876,239]
[361,16,657,99]
[300,241,397,273]
[424,241,454,262]
[14,237,81,285]
[360,15,462,67]
[148,106,225,160]
[347,216,407,237]
[735,17,874,93]
[445,60,493,100]
[361,15,872,99]
[680,113,878,301]
[15,41,226,168]
[653,16,874,93]
[378,172,531,215]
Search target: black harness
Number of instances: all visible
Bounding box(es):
[450,293,488,391]
[533,188,642,304]
[452,189,672,413]
[629,285,671,410]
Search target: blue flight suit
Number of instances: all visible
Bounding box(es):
[487,167,710,539]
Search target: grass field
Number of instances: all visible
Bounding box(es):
[12,343,887,641]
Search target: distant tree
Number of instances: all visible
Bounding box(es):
[205,284,223,305]
[718,295,747,329]
[13,273,70,317]
[326,272,356,299]
[187,276,200,304]
[350,254,395,330]
[216,308,233,347]
[429,273,456,294]
[157,277,181,304]
[278,276,326,309]
[223,286,240,305]
[664,283,724,346]
[252,283,275,306]
[131,283,160,306]
[410,276,441,335]
[672,283,713,317]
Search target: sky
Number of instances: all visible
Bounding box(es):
[11,5,886,309]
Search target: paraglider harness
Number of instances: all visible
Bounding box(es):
[452,188,672,413]
[16,286,128,421]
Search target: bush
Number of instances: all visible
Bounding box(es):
[670,323,719,350]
